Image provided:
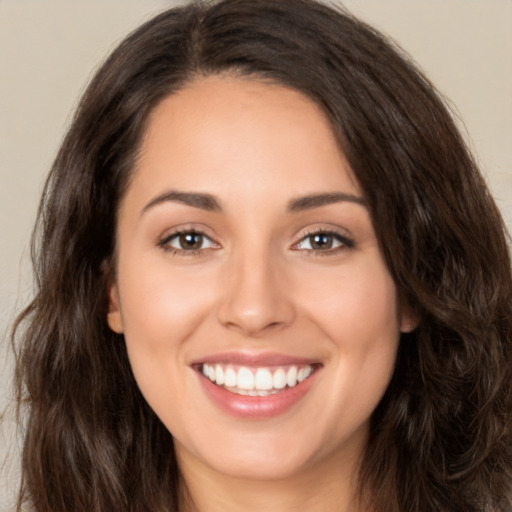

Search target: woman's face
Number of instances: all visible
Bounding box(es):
[108,75,413,482]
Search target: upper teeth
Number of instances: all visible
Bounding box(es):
[201,363,314,396]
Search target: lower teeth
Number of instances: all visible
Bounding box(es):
[222,386,282,397]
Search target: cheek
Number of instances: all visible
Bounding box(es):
[297,256,400,418]
[118,257,217,343]
[115,257,219,403]
[298,255,401,344]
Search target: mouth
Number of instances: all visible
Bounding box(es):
[192,352,322,419]
[198,363,319,397]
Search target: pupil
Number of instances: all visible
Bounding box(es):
[311,233,332,250]
[180,233,202,249]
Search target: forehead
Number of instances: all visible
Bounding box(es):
[128,75,360,207]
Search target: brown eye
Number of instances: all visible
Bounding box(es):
[293,231,353,253]
[179,232,204,250]
[309,233,334,250]
[160,230,217,252]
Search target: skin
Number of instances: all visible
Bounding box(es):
[108,75,415,512]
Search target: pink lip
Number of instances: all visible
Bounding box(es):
[193,355,321,420]
[191,351,318,367]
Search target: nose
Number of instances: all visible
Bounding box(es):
[217,248,296,337]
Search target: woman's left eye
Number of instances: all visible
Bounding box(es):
[159,231,217,253]
[293,231,353,252]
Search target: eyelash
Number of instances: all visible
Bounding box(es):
[157,228,354,256]
[158,229,218,256]
[291,229,355,256]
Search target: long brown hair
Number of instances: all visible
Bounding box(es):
[12,1,512,510]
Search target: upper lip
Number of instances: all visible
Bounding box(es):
[190,351,320,367]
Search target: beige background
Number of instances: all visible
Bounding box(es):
[1,0,511,509]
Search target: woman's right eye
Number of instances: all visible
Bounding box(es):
[158,230,218,254]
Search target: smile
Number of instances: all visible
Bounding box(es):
[200,363,317,396]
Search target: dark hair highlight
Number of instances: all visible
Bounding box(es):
[12,1,512,510]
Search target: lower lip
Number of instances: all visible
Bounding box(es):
[197,370,318,420]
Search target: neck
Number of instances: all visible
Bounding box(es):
[177,439,369,512]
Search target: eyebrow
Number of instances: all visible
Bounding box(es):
[141,191,221,215]
[141,190,366,216]
[287,192,366,212]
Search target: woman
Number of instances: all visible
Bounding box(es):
[12,0,512,510]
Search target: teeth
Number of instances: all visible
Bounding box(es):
[286,366,297,387]
[273,368,286,389]
[255,368,273,390]
[225,367,237,387]
[237,367,255,390]
[215,365,224,385]
[201,363,316,394]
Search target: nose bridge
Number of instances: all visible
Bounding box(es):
[218,242,294,336]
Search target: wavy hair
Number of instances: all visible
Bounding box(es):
[12,0,512,510]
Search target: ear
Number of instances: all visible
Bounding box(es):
[107,282,124,334]
[400,307,419,333]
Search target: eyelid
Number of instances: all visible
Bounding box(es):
[291,227,355,254]
[157,226,221,254]
[156,224,354,256]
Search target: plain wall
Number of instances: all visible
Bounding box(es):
[1,1,511,509]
